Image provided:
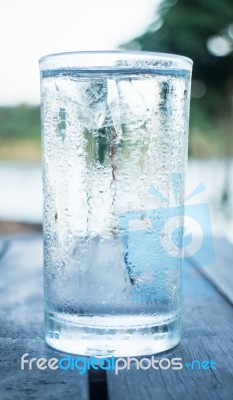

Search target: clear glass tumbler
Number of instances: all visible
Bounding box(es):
[39,51,192,356]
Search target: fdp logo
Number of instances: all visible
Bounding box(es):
[119,173,215,299]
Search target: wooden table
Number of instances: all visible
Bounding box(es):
[0,234,233,400]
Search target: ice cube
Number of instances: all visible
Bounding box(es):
[55,77,110,131]
[114,77,150,127]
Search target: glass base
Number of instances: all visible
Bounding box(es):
[45,312,180,357]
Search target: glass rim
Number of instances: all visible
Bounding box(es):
[39,50,193,72]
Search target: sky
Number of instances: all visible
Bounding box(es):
[0,0,160,105]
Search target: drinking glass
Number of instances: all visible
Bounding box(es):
[39,51,192,356]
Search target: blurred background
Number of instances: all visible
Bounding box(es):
[0,0,233,240]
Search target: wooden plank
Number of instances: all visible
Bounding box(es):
[107,237,233,400]
[107,293,233,400]
[0,235,43,339]
[0,338,89,400]
[192,237,233,304]
[0,235,89,400]
[1,235,233,399]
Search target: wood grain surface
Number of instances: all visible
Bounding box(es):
[0,235,232,400]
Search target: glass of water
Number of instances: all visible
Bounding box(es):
[39,51,192,356]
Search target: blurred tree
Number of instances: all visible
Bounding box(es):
[121,0,233,158]
[0,104,41,161]
[0,104,40,139]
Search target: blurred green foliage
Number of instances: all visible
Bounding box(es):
[0,105,41,161]
[121,0,233,157]
[0,104,40,140]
